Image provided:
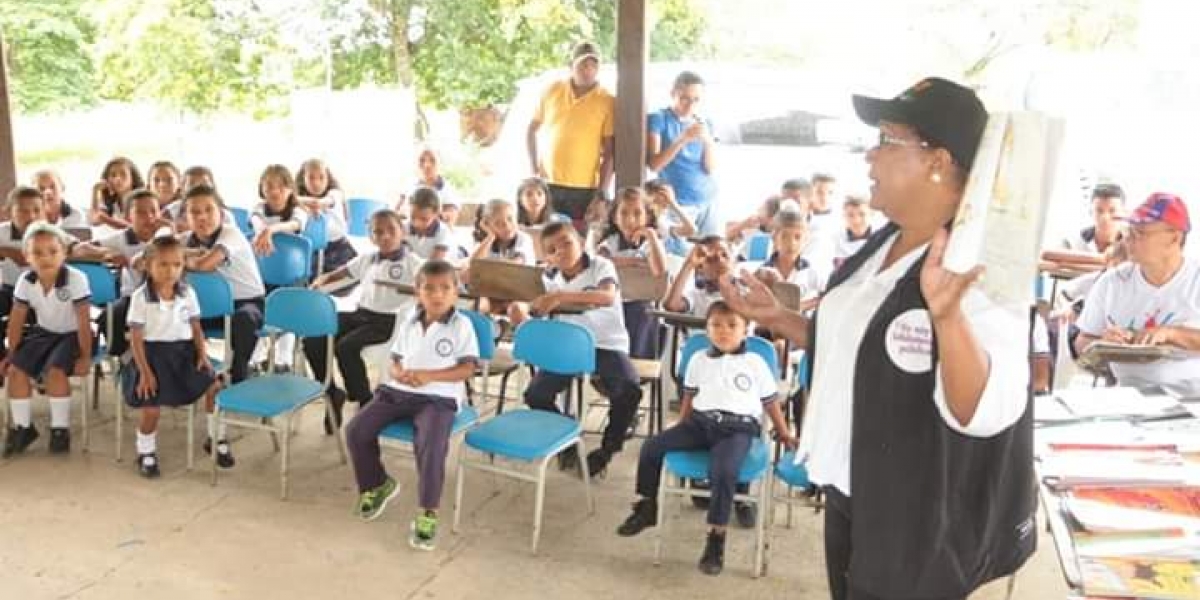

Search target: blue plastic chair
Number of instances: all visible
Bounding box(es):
[256,233,312,288]
[212,288,345,499]
[187,271,234,372]
[71,262,120,453]
[744,232,772,262]
[302,215,330,275]
[229,206,254,239]
[657,333,780,577]
[452,319,596,553]
[346,198,387,238]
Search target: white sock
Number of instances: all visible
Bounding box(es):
[274,335,295,367]
[136,430,157,455]
[250,339,269,364]
[207,414,227,440]
[9,399,31,427]
[49,397,71,429]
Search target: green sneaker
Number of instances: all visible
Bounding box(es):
[409,511,438,551]
[356,477,399,522]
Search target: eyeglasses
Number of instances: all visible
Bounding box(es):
[877,132,930,150]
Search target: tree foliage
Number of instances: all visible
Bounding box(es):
[0,0,96,114]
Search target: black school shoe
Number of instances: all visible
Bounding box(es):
[698,530,726,576]
[48,428,70,454]
[584,448,612,479]
[735,501,758,529]
[138,453,161,479]
[616,498,658,537]
[2,425,39,457]
[557,445,579,471]
[323,388,347,435]
[204,438,236,468]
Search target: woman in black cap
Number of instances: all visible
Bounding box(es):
[721,78,1035,600]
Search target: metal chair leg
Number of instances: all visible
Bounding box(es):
[186,404,195,471]
[80,377,90,453]
[531,456,550,554]
[115,384,124,463]
[210,409,221,485]
[654,465,667,566]
[576,438,594,514]
[280,417,291,500]
[453,458,466,533]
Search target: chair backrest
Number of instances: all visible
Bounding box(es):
[71,262,119,306]
[513,319,595,376]
[744,232,772,262]
[256,233,313,287]
[264,288,337,337]
[302,214,330,252]
[229,206,254,238]
[347,198,387,237]
[680,334,780,380]
[459,309,496,362]
[186,271,235,319]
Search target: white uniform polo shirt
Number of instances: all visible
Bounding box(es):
[385,307,480,407]
[127,282,202,342]
[52,205,88,229]
[184,225,266,300]
[683,346,778,420]
[679,275,724,319]
[834,227,873,263]
[598,233,652,259]
[757,252,825,301]
[543,253,629,353]
[405,220,455,259]
[13,266,91,333]
[309,189,349,242]
[483,231,536,265]
[96,228,155,297]
[252,202,308,234]
[344,248,424,314]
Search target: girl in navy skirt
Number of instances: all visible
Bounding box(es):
[2,223,92,457]
[596,187,666,359]
[296,158,357,277]
[122,236,228,478]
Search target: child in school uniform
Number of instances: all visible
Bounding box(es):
[251,165,308,374]
[617,301,797,576]
[405,187,454,261]
[644,179,697,257]
[32,170,88,229]
[297,158,358,276]
[94,190,164,357]
[307,209,423,433]
[121,236,230,477]
[725,196,783,250]
[465,198,536,331]
[833,195,874,269]
[516,177,553,228]
[523,222,644,477]
[92,157,143,230]
[344,260,478,551]
[2,223,93,457]
[147,161,183,230]
[596,187,667,360]
[180,184,266,384]
[663,235,733,319]
[754,211,826,306]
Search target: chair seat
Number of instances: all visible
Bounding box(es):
[381,405,479,443]
[631,358,661,381]
[465,410,580,462]
[664,438,769,484]
[217,375,326,418]
[774,451,812,488]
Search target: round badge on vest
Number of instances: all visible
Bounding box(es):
[435,338,454,357]
[884,308,934,374]
[387,264,405,280]
[733,373,752,392]
[55,288,71,301]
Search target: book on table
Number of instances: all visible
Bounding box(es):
[1078,555,1200,600]
[1039,443,1189,489]
[1065,487,1200,533]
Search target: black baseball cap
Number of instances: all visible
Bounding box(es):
[852,77,988,170]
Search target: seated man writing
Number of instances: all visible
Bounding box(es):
[1075,193,1200,396]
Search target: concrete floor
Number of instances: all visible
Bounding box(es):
[0,384,1071,600]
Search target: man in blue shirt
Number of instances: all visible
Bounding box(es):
[647,71,718,237]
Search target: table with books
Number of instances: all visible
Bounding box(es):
[1033,383,1200,600]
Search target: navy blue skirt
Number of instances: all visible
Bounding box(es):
[11,327,80,377]
[121,340,216,408]
[623,300,660,360]
[315,237,358,275]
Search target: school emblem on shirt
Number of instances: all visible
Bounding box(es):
[387,264,406,280]
[435,338,454,357]
[884,309,934,374]
[55,288,71,301]
[733,373,753,392]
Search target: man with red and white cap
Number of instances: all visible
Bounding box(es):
[1076,193,1200,395]
[526,41,615,234]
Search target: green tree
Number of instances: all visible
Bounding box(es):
[0,0,96,114]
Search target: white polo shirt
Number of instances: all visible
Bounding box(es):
[543,253,629,353]
[184,225,266,300]
[405,220,455,259]
[799,231,1029,496]
[757,252,825,300]
[385,307,480,407]
[598,232,652,259]
[483,232,536,265]
[834,227,874,263]
[307,189,349,241]
[127,282,202,342]
[51,205,88,228]
[1062,226,1102,253]
[344,248,424,314]
[683,346,778,420]
[0,223,80,288]
[96,228,155,297]
[13,266,91,333]
[679,275,724,319]
[1077,259,1200,396]
[252,203,308,234]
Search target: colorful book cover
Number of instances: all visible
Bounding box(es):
[1079,556,1200,599]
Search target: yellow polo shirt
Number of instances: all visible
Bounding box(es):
[534,79,615,189]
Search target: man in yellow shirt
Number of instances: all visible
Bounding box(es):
[526,41,615,233]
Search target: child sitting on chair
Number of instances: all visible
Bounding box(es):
[617,301,797,576]
[2,223,92,457]
[122,237,228,477]
[663,235,733,320]
[344,259,478,552]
